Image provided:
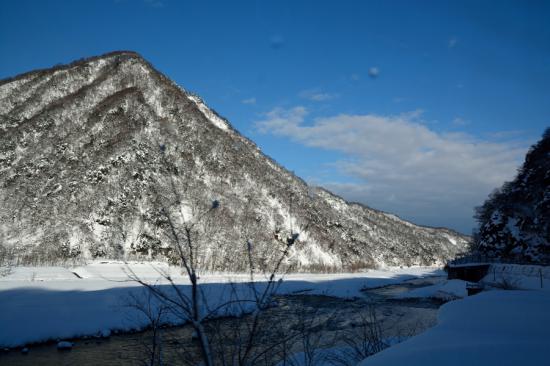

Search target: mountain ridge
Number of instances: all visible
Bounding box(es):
[0,51,468,271]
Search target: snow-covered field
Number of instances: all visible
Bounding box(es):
[359,264,550,366]
[0,262,441,348]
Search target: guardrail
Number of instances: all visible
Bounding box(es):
[447,255,549,288]
[447,254,550,267]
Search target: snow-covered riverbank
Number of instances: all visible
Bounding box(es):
[359,264,550,366]
[0,262,442,348]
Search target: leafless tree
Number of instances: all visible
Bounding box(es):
[127,290,168,366]
[126,143,301,366]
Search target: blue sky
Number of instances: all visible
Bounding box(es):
[1,0,549,233]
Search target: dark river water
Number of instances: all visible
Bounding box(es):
[0,276,446,366]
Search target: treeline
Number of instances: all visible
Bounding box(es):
[473,128,550,264]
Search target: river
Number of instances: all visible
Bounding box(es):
[0,276,446,365]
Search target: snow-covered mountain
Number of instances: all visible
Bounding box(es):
[473,128,550,263]
[0,51,468,270]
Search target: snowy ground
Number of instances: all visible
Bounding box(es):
[392,279,467,301]
[0,262,441,348]
[358,264,550,366]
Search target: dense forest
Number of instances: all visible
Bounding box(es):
[473,128,550,263]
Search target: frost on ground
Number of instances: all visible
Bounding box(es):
[359,264,550,366]
[0,262,441,348]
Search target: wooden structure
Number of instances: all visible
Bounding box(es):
[447,264,490,282]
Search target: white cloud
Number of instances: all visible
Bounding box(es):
[256,107,528,232]
[299,89,338,102]
[241,97,256,105]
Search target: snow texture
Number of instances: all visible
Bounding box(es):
[481,263,550,290]
[0,51,468,271]
[56,341,73,350]
[0,262,440,348]
[360,264,550,366]
[187,94,230,131]
[359,289,550,366]
[474,128,550,263]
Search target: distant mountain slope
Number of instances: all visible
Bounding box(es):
[0,51,468,270]
[474,128,550,263]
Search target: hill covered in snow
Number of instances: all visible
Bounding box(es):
[473,128,550,263]
[0,51,468,271]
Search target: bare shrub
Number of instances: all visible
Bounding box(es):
[127,290,168,366]
[126,143,303,366]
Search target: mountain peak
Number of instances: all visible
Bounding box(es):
[0,52,468,271]
[0,50,145,87]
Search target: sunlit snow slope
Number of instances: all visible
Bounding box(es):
[0,51,468,270]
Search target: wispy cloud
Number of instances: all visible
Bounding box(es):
[299,89,338,102]
[488,130,527,140]
[452,117,469,126]
[241,97,256,105]
[256,107,528,231]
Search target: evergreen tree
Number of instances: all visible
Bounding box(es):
[474,128,550,263]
